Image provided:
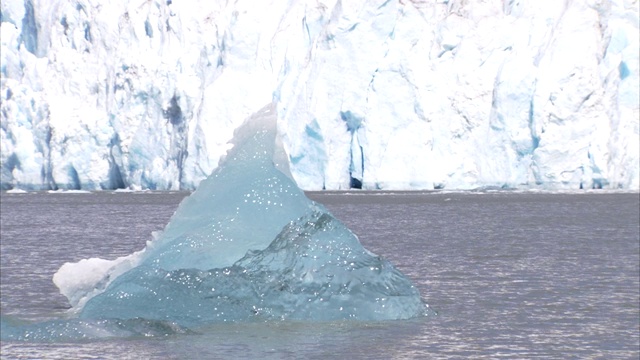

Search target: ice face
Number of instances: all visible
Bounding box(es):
[54,104,428,328]
[2,0,638,191]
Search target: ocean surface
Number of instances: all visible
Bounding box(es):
[1,191,638,359]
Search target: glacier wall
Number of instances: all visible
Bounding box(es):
[1,0,638,191]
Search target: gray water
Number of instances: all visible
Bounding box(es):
[1,191,638,359]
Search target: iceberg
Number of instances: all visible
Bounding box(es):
[35,104,426,336]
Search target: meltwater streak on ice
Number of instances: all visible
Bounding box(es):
[0,104,428,340]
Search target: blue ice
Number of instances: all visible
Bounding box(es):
[2,104,428,340]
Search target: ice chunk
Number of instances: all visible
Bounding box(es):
[55,103,428,327]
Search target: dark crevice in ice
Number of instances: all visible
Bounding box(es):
[164,94,189,188]
[340,111,365,189]
[110,142,126,190]
[21,0,38,56]
[84,22,92,43]
[164,95,183,126]
[67,165,81,190]
[145,19,154,38]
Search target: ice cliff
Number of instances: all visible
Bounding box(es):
[1,0,638,191]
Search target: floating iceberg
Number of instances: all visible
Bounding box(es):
[45,104,428,333]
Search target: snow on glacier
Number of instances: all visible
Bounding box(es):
[48,104,428,333]
[1,0,639,191]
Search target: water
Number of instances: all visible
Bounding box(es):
[1,191,638,359]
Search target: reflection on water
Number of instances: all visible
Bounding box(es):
[1,191,639,359]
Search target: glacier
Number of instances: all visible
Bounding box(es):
[1,0,639,191]
[1,104,428,340]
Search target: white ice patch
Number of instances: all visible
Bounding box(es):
[53,255,142,310]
